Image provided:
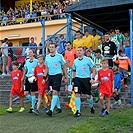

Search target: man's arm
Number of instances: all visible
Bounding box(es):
[90,67,96,79]
[62,63,67,77]
[22,69,27,82]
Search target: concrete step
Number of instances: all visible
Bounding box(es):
[0,76,131,108]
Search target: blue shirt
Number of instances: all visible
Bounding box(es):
[58,39,66,55]
[73,56,94,78]
[28,42,37,47]
[24,59,38,77]
[45,53,66,75]
[114,72,123,89]
[124,46,130,59]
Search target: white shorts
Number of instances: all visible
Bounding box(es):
[65,85,73,92]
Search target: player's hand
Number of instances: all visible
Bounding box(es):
[42,79,46,85]
[90,79,95,84]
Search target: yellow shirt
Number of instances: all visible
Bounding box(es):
[73,38,84,50]
[93,34,101,50]
[82,35,94,48]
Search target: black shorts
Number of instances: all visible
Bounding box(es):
[108,59,113,68]
[48,74,62,92]
[74,77,91,95]
[24,77,38,92]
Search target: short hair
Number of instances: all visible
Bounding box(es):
[84,29,89,33]
[50,42,57,48]
[60,34,64,38]
[12,61,19,66]
[101,58,108,63]
[8,42,13,46]
[112,66,119,72]
[66,41,72,45]
[30,37,34,39]
[29,49,36,53]
[118,50,123,55]
[76,30,81,34]
[4,38,8,43]
[115,27,120,31]
[77,46,84,50]
[95,49,101,54]
[104,32,110,35]
[110,29,114,33]
[37,54,45,60]
[92,29,96,32]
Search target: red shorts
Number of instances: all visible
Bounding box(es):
[99,92,112,98]
[10,88,24,97]
[38,82,48,96]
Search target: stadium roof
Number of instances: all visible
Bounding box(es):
[65,0,133,32]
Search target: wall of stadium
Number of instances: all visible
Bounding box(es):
[0,19,67,46]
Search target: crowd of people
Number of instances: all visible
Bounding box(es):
[2,27,131,117]
[0,0,78,26]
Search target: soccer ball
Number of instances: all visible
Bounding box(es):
[28,75,36,83]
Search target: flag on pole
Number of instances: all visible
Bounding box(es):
[69,91,77,114]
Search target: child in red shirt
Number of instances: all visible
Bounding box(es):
[33,55,48,114]
[6,61,24,113]
[93,58,114,116]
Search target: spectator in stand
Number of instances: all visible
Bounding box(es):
[73,30,84,50]
[55,37,60,53]
[29,37,37,47]
[82,29,94,50]
[58,34,66,55]
[1,38,10,75]
[92,29,101,50]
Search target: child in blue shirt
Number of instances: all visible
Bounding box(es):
[112,66,123,105]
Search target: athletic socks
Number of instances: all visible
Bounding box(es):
[93,89,99,98]
[56,96,61,109]
[26,94,32,102]
[87,97,93,108]
[31,95,36,109]
[114,95,120,101]
[75,97,81,113]
[50,95,58,112]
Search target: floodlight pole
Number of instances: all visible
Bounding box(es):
[40,18,45,55]
[129,9,133,106]
[66,14,72,42]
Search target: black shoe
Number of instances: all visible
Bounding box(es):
[56,108,62,114]
[74,110,81,117]
[29,108,33,113]
[46,110,52,116]
[90,107,95,114]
